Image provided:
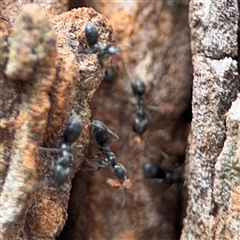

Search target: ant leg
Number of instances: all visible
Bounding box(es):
[83,158,99,171]
[49,159,55,171]
[121,186,127,208]
[97,54,104,68]
[84,158,109,171]
[88,152,101,159]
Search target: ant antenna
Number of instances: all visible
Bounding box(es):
[121,183,128,208]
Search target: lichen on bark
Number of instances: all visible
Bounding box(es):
[214,94,240,239]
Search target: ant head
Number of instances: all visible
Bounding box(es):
[53,165,70,185]
[91,120,119,146]
[143,162,165,179]
[62,115,83,144]
[113,163,127,184]
[103,67,117,83]
[133,118,148,135]
[84,22,99,47]
[131,80,146,96]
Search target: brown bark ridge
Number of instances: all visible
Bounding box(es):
[1,0,68,22]
[60,1,192,240]
[0,4,111,239]
[181,1,239,239]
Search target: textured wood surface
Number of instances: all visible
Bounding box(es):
[181,0,239,239]
[1,4,108,239]
[2,1,238,240]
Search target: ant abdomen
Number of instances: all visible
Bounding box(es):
[61,115,83,144]
[84,22,99,47]
[133,118,148,135]
[103,67,117,83]
[91,120,119,146]
[113,163,127,184]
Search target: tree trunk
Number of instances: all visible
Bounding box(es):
[63,1,191,240]
[181,0,240,239]
[0,3,109,239]
[1,1,239,240]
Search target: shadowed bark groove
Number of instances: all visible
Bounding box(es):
[61,1,191,240]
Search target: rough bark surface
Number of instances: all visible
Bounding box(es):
[1,0,68,21]
[181,0,239,239]
[0,3,110,239]
[1,1,239,240]
[1,1,192,240]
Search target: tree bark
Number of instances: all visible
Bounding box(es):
[2,1,239,240]
[181,0,240,239]
[1,1,192,239]
[0,3,110,239]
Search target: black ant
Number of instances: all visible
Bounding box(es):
[90,120,127,185]
[131,80,148,135]
[53,114,83,185]
[40,114,83,185]
[59,114,83,145]
[143,162,186,186]
[69,22,122,67]
[52,143,72,186]
[122,60,151,137]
